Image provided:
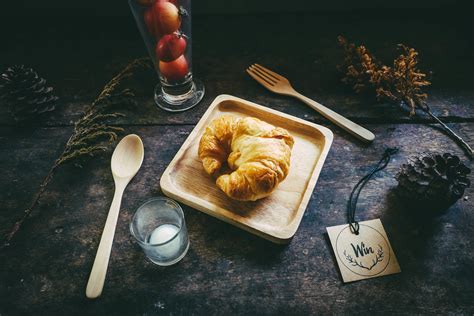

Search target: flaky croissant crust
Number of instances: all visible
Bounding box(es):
[198,115,294,201]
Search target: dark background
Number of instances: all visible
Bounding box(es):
[1,0,472,15]
[1,0,472,44]
[1,1,472,55]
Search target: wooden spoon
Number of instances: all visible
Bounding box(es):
[86,134,144,299]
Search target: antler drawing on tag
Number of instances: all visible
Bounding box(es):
[343,245,384,270]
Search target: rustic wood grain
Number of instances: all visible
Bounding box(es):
[0,123,472,314]
[0,127,73,239]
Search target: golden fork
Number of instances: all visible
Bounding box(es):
[246,64,375,142]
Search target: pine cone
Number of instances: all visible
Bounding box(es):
[0,65,58,120]
[396,153,471,213]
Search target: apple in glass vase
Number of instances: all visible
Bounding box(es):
[136,0,177,6]
[144,0,181,38]
[156,33,186,62]
[159,55,189,82]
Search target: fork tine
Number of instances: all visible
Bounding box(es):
[253,64,284,81]
[249,65,278,84]
[246,68,275,87]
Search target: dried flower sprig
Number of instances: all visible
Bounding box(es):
[338,36,472,158]
[57,58,150,165]
[2,58,152,249]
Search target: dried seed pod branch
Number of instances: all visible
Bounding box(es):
[2,57,152,249]
[338,36,472,158]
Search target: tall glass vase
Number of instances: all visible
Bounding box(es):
[129,0,204,112]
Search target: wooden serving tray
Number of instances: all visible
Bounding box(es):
[160,95,333,243]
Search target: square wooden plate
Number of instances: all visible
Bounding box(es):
[160,95,333,243]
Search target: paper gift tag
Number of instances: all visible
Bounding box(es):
[326,219,401,283]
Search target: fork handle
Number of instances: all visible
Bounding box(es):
[292,92,375,142]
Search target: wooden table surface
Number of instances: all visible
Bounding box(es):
[0,11,473,315]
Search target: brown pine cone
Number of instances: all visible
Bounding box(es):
[0,65,58,120]
[396,153,470,213]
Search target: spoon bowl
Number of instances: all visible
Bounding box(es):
[111,134,144,179]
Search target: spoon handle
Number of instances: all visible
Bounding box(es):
[86,184,125,299]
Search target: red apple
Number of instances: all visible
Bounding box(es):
[156,34,186,62]
[144,8,158,36]
[159,55,189,82]
[138,0,177,5]
[152,2,181,36]
[144,2,180,38]
[157,0,178,4]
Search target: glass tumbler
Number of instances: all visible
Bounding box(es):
[130,197,189,266]
[129,0,204,112]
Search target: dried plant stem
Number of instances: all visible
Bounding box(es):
[3,164,58,249]
[2,58,151,249]
[417,102,473,158]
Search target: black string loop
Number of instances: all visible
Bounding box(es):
[348,147,398,235]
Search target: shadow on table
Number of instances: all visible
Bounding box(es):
[381,188,444,271]
[322,232,345,282]
[185,209,289,266]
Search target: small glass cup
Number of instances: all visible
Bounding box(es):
[130,197,189,266]
[129,0,205,112]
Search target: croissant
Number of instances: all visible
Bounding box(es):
[198,115,294,201]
